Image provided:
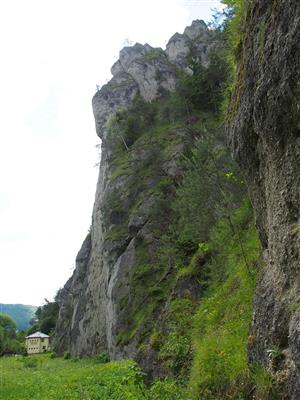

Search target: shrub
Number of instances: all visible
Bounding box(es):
[97,352,110,364]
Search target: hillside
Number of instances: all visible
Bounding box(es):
[0,304,36,330]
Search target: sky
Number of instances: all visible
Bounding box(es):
[0,0,223,307]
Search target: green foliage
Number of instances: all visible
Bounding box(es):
[159,332,192,377]
[178,46,229,113]
[250,364,280,399]
[173,134,245,253]
[0,354,185,400]
[97,351,110,364]
[158,92,189,124]
[219,0,250,118]
[142,48,164,62]
[107,95,158,151]
[28,298,59,336]
[0,313,23,355]
[64,351,71,360]
[221,0,248,64]
[189,202,260,399]
[105,224,128,241]
[176,242,212,281]
[149,379,186,400]
[287,302,300,313]
[0,314,16,338]
[100,188,126,229]
[146,295,198,381]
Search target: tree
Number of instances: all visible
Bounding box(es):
[0,314,16,339]
[0,314,22,355]
[28,298,59,335]
[177,44,229,113]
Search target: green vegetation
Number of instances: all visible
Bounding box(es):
[173,134,245,250]
[219,0,251,119]
[0,314,24,355]
[27,298,59,336]
[221,0,248,65]
[0,304,37,330]
[178,46,229,113]
[0,354,185,400]
[142,48,165,62]
[190,201,260,399]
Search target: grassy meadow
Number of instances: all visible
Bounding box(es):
[0,354,131,399]
[0,354,185,400]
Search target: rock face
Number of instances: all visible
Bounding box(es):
[166,19,212,72]
[227,1,300,397]
[55,20,213,359]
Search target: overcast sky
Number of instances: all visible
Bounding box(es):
[0,0,223,306]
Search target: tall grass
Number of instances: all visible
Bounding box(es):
[0,354,185,400]
[189,201,260,399]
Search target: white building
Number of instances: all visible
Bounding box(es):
[25,331,50,354]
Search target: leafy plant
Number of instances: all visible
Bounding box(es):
[97,351,110,364]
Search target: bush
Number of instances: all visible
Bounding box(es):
[97,352,110,364]
[63,351,71,360]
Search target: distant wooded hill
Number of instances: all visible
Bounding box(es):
[0,304,37,330]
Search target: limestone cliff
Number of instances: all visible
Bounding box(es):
[227,1,300,397]
[55,20,214,360]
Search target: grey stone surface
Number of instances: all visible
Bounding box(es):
[92,20,214,140]
[166,19,212,71]
[227,1,300,397]
[55,20,213,362]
